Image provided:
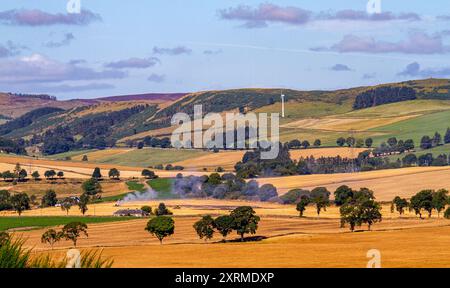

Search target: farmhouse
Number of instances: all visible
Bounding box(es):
[113,209,149,217]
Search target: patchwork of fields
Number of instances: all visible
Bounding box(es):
[11,198,450,268]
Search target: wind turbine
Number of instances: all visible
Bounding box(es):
[281,92,285,118]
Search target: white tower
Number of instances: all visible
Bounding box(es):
[281,92,285,118]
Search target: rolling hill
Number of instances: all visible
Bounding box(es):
[0,78,450,155]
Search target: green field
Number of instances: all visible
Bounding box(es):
[83,148,209,167]
[0,216,133,231]
[148,178,176,199]
[126,181,146,192]
[277,100,450,146]
[370,109,450,146]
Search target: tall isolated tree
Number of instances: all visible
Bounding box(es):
[10,193,30,216]
[41,190,58,207]
[365,138,373,148]
[60,198,73,215]
[193,215,215,242]
[145,216,175,244]
[92,167,102,180]
[230,206,260,242]
[108,168,120,180]
[61,222,88,247]
[41,229,62,250]
[78,193,90,216]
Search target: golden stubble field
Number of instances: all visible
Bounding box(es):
[11,199,450,268]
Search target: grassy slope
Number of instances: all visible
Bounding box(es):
[74,148,209,167]
[278,100,450,146]
[0,216,132,231]
[148,178,176,199]
[370,109,450,145]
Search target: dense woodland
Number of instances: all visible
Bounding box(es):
[0,107,64,136]
[353,87,416,109]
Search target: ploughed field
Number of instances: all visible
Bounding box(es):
[10,199,450,268]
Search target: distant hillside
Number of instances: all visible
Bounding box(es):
[1,78,450,155]
[0,92,93,118]
[0,92,187,119]
[94,93,187,102]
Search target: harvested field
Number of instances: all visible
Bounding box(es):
[258,166,450,201]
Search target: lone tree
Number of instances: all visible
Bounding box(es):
[213,215,234,241]
[141,206,152,215]
[31,171,40,181]
[82,178,102,197]
[82,155,88,162]
[310,187,330,216]
[410,190,434,219]
[145,216,175,244]
[155,203,172,216]
[78,193,90,215]
[60,198,74,215]
[365,138,373,148]
[313,139,321,147]
[10,193,30,216]
[44,170,56,180]
[141,169,157,179]
[230,206,260,242]
[296,196,310,217]
[57,171,64,179]
[193,215,215,242]
[18,169,27,182]
[432,189,448,217]
[41,229,62,250]
[61,222,88,247]
[391,196,408,216]
[336,137,346,147]
[41,190,58,207]
[92,167,102,180]
[108,168,120,180]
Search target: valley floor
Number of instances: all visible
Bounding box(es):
[12,199,450,268]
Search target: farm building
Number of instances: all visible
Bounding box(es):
[113,209,149,217]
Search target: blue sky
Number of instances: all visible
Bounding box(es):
[0,0,450,99]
